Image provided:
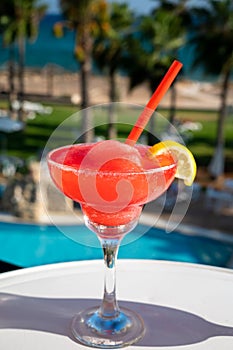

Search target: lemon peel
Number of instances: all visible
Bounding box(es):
[148,140,197,186]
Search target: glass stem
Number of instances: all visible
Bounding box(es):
[99,238,121,319]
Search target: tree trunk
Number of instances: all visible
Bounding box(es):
[8,45,16,118]
[169,83,176,126]
[108,68,117,140]
[18,35,25,121]
[208,69,230,179]
[147,112,157,145]
[146,87,157,146]
[80,59,90,110]
[80,57,94,143]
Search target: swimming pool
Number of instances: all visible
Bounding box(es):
[0,221,232,268]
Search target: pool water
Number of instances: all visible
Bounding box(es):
[0,221,232,268]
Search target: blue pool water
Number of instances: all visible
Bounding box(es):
[0,221,232,268]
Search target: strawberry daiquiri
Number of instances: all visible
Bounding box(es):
[48,140,177,232]
[46,61,194,349]
[47,138,179,349]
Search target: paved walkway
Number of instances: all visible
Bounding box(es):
[0,188,232,238]
[143,185,233,240]
[178,194,233,236]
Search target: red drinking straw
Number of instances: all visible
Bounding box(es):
[125,60,183,146]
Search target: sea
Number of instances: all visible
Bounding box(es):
[0,14,208,81]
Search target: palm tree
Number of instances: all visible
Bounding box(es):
[93,3,135,139]
[155,0,191,126]
[0,0,47,120]
[156,0,191,26]
[189,0,233,178]
[58,0,109,142]
[124,10,185,143]
[93,3,134,102]
[0,1,16,115]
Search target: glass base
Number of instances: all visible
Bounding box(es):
[71,306,145,348]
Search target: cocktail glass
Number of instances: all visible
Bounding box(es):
[46,109,177,348]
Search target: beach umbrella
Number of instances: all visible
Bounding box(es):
[0,117,24,133]
[0,116,24,156]
[0,155,24,177]
[208,144,224,179]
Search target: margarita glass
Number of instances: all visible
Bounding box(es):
[47,137,177,348]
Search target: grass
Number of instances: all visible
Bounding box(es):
[0,103,78,159]
[159,107,233,169]
[1,100,233,172]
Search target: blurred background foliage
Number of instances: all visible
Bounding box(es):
[0,0,232,178]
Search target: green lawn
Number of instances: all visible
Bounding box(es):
[1,101,233,172]
[159,107,233,170]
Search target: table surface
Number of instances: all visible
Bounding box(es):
[0,259,233,350]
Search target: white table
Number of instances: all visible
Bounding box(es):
[0,260,233,350]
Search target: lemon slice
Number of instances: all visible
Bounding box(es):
[148,140,197,186]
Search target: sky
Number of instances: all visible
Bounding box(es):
[42,0,157,14]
